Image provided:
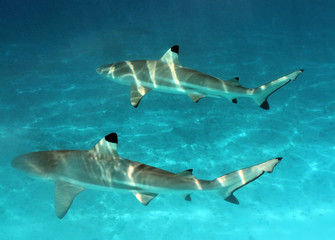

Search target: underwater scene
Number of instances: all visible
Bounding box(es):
[1,0,334,239]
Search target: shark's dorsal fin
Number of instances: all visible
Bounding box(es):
[133,192,158,206]
[226,77,241,87]
[177,169,194,178]
[130,83,151,108]
[160,45,180,65]
[90,133,119,159]
[54,181,85,219]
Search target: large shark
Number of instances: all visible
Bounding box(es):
[97,45,303,108]
[12,133,281,219]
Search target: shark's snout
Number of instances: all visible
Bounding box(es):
[11,152,58,177]
[96,64,113,75]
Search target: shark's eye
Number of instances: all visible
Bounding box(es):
[105,133,118,143]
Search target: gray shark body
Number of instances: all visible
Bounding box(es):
[97,45,303,108]
[12,133,281,219]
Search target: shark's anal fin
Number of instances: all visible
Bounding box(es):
[130,83,151,108]
[185,194,192,201]
[55,181,85,219]
[133,192,158,206]
[188,94,205,103]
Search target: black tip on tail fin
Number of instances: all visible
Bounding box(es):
[260,100,270,110]
[105,133,118,143]
[171,45,179,54]
[225,194,239,204]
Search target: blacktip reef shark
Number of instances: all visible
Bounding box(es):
[12,133,281,219]
[97,45,303,108]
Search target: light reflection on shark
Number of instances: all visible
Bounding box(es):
[12,133,281,218]
[97,45,303,108]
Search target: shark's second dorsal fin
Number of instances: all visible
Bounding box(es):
[90,133,119,159]
[160,45,180,65]
[226,77,241,87]
[177,169,194,178]
[54,181,85,219]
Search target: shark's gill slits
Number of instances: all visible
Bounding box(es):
[126,61,142,89]
[146,61,157,88]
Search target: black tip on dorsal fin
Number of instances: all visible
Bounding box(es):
[105,133,118,143]
[232,98,237,104]
[186,169,193,174]
[234,77,239,81]
[300,69,304,72]
[171,45,179,54]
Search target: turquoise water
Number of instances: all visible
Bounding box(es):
[1,0,334,239]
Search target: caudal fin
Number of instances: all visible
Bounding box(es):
[210,158,282,204]
[253,70,304,110]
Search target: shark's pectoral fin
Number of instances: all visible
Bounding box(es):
[188,94,205,103]
[133,192,158,206]
[130,83,151,108]
[54,181,85,219]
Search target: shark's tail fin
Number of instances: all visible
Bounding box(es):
[252,70,304,110]
[209,158,282,204]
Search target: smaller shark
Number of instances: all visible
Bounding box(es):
[97,45,303,109]
[12,133,281,219]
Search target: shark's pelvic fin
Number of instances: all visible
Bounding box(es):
[130,83,151,108]
[160,45,180,65]
[253,69,304,110]
[133,192,158,206]
[188,94,206,103]
[211,157,282,204]
[55,181,85,219]
[90,133,119,158]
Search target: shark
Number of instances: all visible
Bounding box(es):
[12,132,282,219]
[97,45,303,109]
